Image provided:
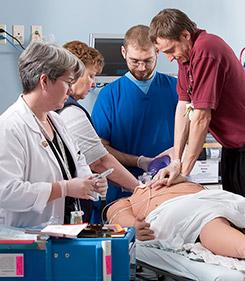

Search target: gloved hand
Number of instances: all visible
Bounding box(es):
[152,159,182,187]
[137,155,154,171]
[92,175,108,197]
[64,176,97,200]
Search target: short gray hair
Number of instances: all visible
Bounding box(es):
[18,41,84,93]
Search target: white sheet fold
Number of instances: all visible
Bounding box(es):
[146,189,245,249]
[138,240,245,272]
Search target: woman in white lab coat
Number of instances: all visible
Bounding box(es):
[0,41,107,227]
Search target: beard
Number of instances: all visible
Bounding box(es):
[130,69,154,80]
[129,61,156,81]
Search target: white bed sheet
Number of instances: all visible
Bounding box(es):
[146,189,245,250]
[136,243,245,281]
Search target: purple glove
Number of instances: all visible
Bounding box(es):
[147,155,171,176]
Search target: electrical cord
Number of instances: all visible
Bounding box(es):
[107,182,206,225]
[4,36,21,51]
[101,183,153,224]
[0,34,20,50]
[106,185,170,224]
[101,198,120,224]
[0,28,25,50]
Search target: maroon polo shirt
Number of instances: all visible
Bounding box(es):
[177,30,245,148]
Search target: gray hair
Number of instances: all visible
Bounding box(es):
[18,41,85,93]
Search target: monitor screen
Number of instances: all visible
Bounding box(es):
[89,33,128,83]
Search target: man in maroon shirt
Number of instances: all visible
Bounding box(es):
[149,8,245,196]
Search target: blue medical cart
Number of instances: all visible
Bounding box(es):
[0,227,135,281]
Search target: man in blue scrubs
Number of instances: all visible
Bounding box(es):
[92,25,178,203]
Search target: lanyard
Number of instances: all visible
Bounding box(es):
[187,66,193,96]
[34,115,82,212]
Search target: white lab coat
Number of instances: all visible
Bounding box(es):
[0,95,91,227]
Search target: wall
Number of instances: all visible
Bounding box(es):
[0,0,245,113]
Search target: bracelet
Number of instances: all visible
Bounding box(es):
[59,180,68,197]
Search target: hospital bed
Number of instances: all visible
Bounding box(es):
[136,243,245,281]
[134,181,245,281]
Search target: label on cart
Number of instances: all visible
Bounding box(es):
[0,253,24,277]
[102,240,112,281]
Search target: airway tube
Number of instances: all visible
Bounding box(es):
[147,155,171,176]
[239,47,245,66]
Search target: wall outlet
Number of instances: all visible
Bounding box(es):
[0,24,7,45]
[31,25,42,42]
[13,25,24,45]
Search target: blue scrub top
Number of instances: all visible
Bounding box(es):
[92,72,178,202]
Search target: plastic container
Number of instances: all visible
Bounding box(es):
[138,172,153,184]
[91,191,100,201]
[147,155,171,176]
[70,210,84,224]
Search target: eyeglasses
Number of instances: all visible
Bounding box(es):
[59,79,74,90]
[126,54,156,68]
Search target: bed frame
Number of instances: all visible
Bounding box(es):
[136,260,194,281]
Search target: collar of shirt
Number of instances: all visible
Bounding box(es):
[125,71,156,95]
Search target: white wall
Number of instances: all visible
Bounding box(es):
[0,0,244,113]
[154,0,245,74]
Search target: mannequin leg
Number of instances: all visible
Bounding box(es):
[199,217,245,258]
